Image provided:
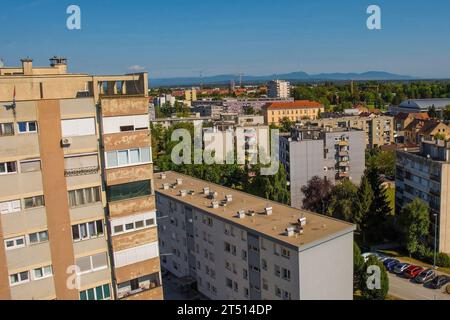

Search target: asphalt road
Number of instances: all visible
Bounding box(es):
[388,273,450,300]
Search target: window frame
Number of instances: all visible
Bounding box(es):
[17,121,38,134]
[4,236,26,251]
[104,147,152,169]
[72,220,104,242]
[33,265,53,281]
[0,161,17,175]
[9,271,30,286]
[0,122,14,136]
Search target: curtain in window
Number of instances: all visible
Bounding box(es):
[107,180,151,202]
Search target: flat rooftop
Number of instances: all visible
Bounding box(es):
[155,171,355,250]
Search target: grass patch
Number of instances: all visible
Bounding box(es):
[386,187,395,215]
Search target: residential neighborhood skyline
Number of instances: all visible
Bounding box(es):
[2,0,450,78]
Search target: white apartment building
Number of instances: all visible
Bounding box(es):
[268,80,291,99]
[155,172,355,300]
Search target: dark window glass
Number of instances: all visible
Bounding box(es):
[72,225,80,241]
[106,180,151,202]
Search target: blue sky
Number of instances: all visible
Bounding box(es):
[1,0,450,78]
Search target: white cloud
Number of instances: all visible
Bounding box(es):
[128,65,146,71]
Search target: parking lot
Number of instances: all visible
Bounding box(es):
[363,252,450,300]
[389,272,450,300]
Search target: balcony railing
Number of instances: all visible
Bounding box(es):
[64,166,100,177]
[118,281,160,299]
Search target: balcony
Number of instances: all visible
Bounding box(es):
[117,272,161,300]
[64,166,99,177]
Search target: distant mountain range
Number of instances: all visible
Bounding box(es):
[150,71,417,87]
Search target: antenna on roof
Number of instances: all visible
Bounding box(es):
[0,58,4,68]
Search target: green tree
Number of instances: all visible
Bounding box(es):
[360,256,389,300]
[279,117,294,133]
[248,164,290,205]
[428,105,438,119]
[353,175,374,241]
[327,179,358,221]
[398,198,430,256]
[366,167,393,242]
[444,105,450,121]
[353,242,365,292]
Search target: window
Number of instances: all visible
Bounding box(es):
[61,118,95,137]
[262,278,269,291]
[68,186,101,207]
[24,195,44,209]
[282,268,291,281]
[111,212,155,235]
[72,220,104,242]
[106,180,151,202]
[225,277,233,289]
[5,236,26,250]
[281,247,290,259]
[80,284,111,300]
[0,161,17,175]
[274,265,281,277]
[17,121,38,134]
[0,199,21,215]
[33,265,53,280]
[28,231,49,244]
[0,123,14,136]
[102,115,149,134]
[261,259,268,271]
[105,147,152,168]
[75,252,108,274]
[20,160,41,173]
[9,271,30,286]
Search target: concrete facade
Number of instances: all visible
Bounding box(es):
[396,140,450,254]
[280,127,366,209]
[155,172,355,300]
[0,58,162,300]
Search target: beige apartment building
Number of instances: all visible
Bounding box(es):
[0,58,162,300]
[262,101,325,126]
[156,172,355,300]
[298,114,395,148]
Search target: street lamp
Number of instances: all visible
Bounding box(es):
[433,213,438,269]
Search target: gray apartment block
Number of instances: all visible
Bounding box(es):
[281,127,366,209]
[155,172,355,300]
[395,140,450,254]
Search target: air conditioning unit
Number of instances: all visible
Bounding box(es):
[61,137,72,147]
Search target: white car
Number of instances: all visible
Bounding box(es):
[361,252,378,262]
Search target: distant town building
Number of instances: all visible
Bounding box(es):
[154,94,176,107]
[262,101,325,125]
[268,80,290,99]
[280,127,366,209]
[184,88,197,102]
[396,140,450,254]
[394,112,430,143]
[389,98,450,115]
[298,114,395,148]
[403,120,450,145]
[155,171,355,300]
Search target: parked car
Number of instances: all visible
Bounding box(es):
[414,269,436,284]
[385,259,400,272]
[403,266,424,279]
[429,275,450,289]
[394,263,411,275]
[362,252,380,262]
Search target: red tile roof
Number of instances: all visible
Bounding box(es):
[265,100,324,109]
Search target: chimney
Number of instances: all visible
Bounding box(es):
[49,56,67,74]
[21,58,33,75]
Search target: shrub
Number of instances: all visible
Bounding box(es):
[436,253,450,268]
